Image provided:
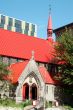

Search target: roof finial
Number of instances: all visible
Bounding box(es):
[49,4,51,15]
[47,5,53,40]
[31,50,34,60]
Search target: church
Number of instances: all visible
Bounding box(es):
[0,13,63,104]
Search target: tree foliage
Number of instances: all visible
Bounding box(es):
[55,29,73,85]
[0,57,10,98]
[0,59,10,80]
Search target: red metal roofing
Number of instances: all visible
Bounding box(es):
[9,61,28,83]
[9,61,57,84]
[47,14,52,30]
[38,66,57,84]
[0,28,55,63]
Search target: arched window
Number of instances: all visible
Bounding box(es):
[23,83,29,100]
[31,83,37,100]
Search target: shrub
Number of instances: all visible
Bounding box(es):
[21,99,32,107]
[0,98,32,108]
[45,101,52,108]
[64,105,73,110]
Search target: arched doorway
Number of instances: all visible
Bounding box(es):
[31,83,37,100]
[23,83,29,100]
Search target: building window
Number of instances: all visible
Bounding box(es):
[15,19,21,28]
[7,26,12,31]
[24,30,28,35]
[0,24,4,28]
[31,31,34,36]
[16,58,19,62]
[8,18,13,26]
[48,64,58,76]
[16,27,22,33]
[25,23,29,30]
[1,15,5,24]
[48,64,52,72]
[31,24,35,32]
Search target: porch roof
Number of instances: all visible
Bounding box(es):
[39,66,58,84]
[9,60,28,83]
[9,61,57,85]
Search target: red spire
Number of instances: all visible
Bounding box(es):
[47,7,53,41]
[47,14,52,30]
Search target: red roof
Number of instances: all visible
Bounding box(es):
[39,66,57,84]
[9,61,28,83]
[9,61,57,84]
[0,28,55,63]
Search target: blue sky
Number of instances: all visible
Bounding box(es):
[0,0,73,39]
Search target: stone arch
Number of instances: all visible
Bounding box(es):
[16,59,45,103]
[23,83,29,100]
[28,71,41,87]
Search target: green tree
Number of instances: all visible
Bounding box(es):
[0,58,10,98]
[55,29,73,85]
[0,60,9,80]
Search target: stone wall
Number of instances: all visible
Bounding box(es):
[45,84,55,101]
